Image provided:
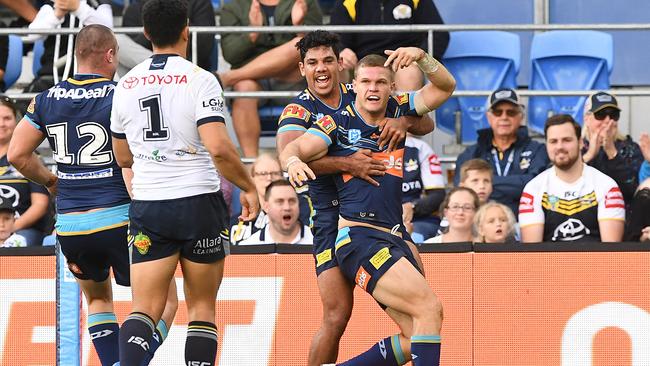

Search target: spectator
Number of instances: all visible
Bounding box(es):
[402,134,445,239]
[624,177,650,242]
[239,180,313,244]
[0,96,50,245]
[454,88,549,216]
[458,158,493,204]
[0,197,27,247]
[330,0,448,91]
[473,201,516,243]
[24,0,113,93]
[519,114,625,243]
[424,187,478,243]
[219,0,323,158]
[582,91,643,209]
[121,0,216,72]
[639,133,650,183]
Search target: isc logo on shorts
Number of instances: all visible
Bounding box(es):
[355,266,372,290]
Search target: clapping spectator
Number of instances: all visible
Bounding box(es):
[473,201,516,243]
[424,187,478,243]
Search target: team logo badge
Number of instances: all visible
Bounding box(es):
[405,158,418,172]
[133,232,152,255]
[27,98,36,114]
[315,115,337,134]
[348,129,361,144]
[122,76,139,89]
[552,218,590,241]
[394,93,409,105]
[519,157,531,170]
[279,103,311,122]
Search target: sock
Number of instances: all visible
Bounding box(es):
[88,312,120,366]
[140,320,169,365]
[410,335,441,366]
[119,312,155,366]
[185,321,218,366]
[337,335,404,366]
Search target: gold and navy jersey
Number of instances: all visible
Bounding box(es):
[278,83,416,211]
[24,74,130,213]
[307,98,418,229]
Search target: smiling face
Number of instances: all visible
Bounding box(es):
[478,205,511,243]
[444,190,477,232]
[487,101,524,140]
[353,65,394,118]
[546,122,581,171]
[299,45,343,100]
[0,105,17,145]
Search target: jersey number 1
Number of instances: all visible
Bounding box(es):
[140,95,169,141]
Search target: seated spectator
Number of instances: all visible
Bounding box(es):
[402,135,445,239]
[120,0,215,73]
[519,114,625,243]
[424,187,478,243]
[458,158,493,204]
[473,201,516,243]
[454,88,549,216]
[330,0,449,91]
[0,198,27,247]
[0,96,50,246]
[582,91,643,209]
[230,153,312,244]
[219,0,323,158]
[239,179,313,244]
[624,178,650,241]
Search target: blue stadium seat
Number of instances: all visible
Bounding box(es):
[528,30,613,133]
[3,35,23,91]
[435,31,520,143]
[32,39,45,77]
[259,105,286,137]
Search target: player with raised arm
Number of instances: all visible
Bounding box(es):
[280,47,455,366]
[8,24,178,366]
[277,30,435,366]
[110,1,259,365]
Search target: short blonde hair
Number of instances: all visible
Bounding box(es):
[459,158,493,184]
[473,201,516,242]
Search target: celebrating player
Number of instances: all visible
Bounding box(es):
[8,25,178,366]
[110,1,259,365]
[280,47,455,366]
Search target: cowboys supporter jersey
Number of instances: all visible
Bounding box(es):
[24,74,130,213]
[402,136,444,203]
[519,165,625,242]
[111,54,226,200]
[307,98,418,230]
[278,83,417,210]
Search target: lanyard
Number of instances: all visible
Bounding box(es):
[492,148,515,177]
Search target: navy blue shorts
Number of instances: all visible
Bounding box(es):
[128,192,229,264]
[311,206,340,276]
[56,204,131,286]
[334,226,420,294]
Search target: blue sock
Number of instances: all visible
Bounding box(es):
[119,312,155,366]
[88,312,120,366]
[410,335,441,366]
[185,321,218,366]
[140,320,169,365]
[338,335,404,365]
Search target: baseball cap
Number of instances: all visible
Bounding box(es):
[0,197,15,213]
[586,91,620,113]
[487,88,520,110]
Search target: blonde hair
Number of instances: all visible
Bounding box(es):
[473,201,516,243]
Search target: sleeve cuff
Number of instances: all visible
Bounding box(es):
[197,116,226,126]
[111,131,127,139]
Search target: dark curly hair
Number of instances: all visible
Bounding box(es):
[295,30,341,61]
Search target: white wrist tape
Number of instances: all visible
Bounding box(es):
[416,53,440,75]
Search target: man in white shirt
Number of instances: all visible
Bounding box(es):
[519,114,625,242]
[240,180,313,245]
[110,1,259,365]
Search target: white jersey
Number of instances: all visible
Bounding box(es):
[518,164,625,242]
[111,55,226,200]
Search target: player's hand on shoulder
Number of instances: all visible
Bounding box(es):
[345,149,385,187]
[384,47,426,72]
[239,189,260,222]
[286,158,315,187]
[378,117,408,152]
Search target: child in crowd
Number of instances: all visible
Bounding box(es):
[458,158,493,204]
[0,198,27,247]
[473,201,517,243]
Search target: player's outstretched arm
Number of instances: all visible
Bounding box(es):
[7,118,57,194]
[385,47,456,114]
[198,122,260,221]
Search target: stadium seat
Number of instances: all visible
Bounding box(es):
[528,30,613,133]
[3,35,23,91]
[435,31,520,143]
[259,105,286,137]
[32,39,45,77]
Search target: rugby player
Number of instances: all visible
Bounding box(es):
[277,30,435,366]
[110,1,259,365]
[280,47,455,366]
[8,24,177,366]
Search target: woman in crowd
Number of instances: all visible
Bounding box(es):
[473,201,517,243]
[0,96,50,245]
[424,187,478,243]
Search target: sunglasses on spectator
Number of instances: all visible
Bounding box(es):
[447,204,476,212]
[253,171,283,178]
[490,108,520,117]
[593,108,620,121]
